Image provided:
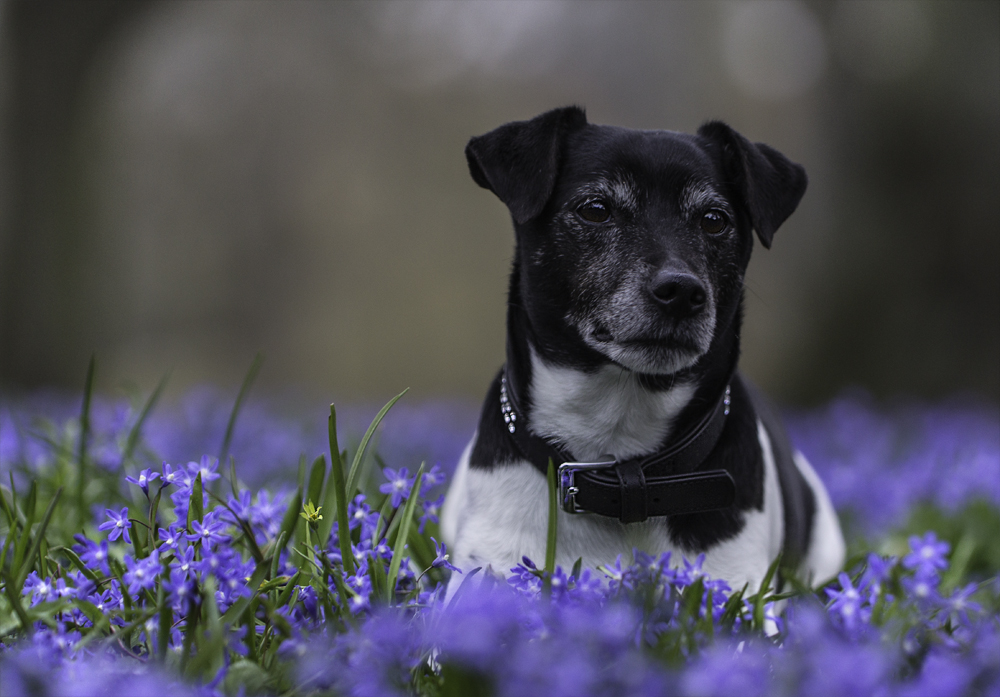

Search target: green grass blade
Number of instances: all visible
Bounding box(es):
[229,455,239,499]
[15,487,61,590]
[219,353,264,466]
[752,552,783,630]
[345,388,408,500]
[329,404,354,577]
[76,355,96,523]
[13,480,37,576]
[187,473,204,532]
[275,487,302,566]
[0,486,16,529]
[318,452,341,547]
[122,370,171,465]
[1,569,32,632]
[307,454,326,509]
[386,466,424,605]
[269,531,288,582]
[545,458,558,575]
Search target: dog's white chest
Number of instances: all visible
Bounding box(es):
[442,418,786,594]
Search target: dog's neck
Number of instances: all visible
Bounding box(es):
[523,347,697,461]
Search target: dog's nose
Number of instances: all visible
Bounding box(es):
[649,271,707,317]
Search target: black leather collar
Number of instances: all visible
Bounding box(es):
[499,366,736,523]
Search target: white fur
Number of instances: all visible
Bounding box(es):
[528,349,697,460]
[442,415,794,594]
[793,450,847,586]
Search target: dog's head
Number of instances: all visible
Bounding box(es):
[467,106,807,376]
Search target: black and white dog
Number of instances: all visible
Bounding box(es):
[440,107,844,593]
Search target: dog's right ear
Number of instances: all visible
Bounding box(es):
[466,106,588,225]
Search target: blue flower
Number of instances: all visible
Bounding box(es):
[186,512,231,547]
[418,494,444,534]
[157,523,186,550]
[125,467,159,494]
[72,534,110,575]
[903,531,950,576]
[379,467,414,508]
[123,552,160,596]
[97,507,132,544]
[160,462,188,488]
[187,454,221,483]
[430,538,460,573]
[825,572,870,633]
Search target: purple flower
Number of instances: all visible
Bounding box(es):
[187,454,221,483]
[158,523,186,550]
[379,467,413,508]
[73,534,110,575]
[903,531,950,576]
[125,467,159,494]
[825,572,870,633]
[97,507,132,544]
[123,552,160,596]
[187,513,231,547]
[173,544,197,577]
[902,570,943,608]
[160,462,188,488]
[347,494,377,537]
[22,572,56,605]
[420,463,447,493]
[942,582,982,628]
[418,494,444,534]
[163,568,197,611]
[430,538,460,573]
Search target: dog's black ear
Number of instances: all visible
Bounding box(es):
[466,106,588,224]
[697,121,807,249]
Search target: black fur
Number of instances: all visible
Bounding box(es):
[466,107,810,553]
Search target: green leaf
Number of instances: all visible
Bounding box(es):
[15,487,62,590]
[545,458,558,576]
[275,488,302,568]
[0,569,31,633]
[318,449,341,547]
[229,455,239,499]
[752,553,783,630]
[276,570,302,608]
[219,353,264,466]
[387,466,424,605]
[307,454,326,512]
[157,582,171,663]
[13,481,37,576]
[269,531,288,582]
[187,472,204,532]
[0,486,16,529]
[329,404,354,577]
[345,388,408,500]
[76,355,96,523]
[52,545,101,586]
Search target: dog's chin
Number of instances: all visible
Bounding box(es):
[596,340,705,375]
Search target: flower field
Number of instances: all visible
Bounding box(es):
[0,365,998,696]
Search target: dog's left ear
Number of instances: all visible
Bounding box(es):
[466,106,589,224]
[697,121,807,249]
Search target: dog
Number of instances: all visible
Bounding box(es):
[440,107,844,594]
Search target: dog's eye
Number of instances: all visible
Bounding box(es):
[577,201,610,224]
[700,209,729,235]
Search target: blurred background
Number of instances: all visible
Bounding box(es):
[0,0,997,408]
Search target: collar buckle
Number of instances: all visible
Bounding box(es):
[558,458,616,514]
